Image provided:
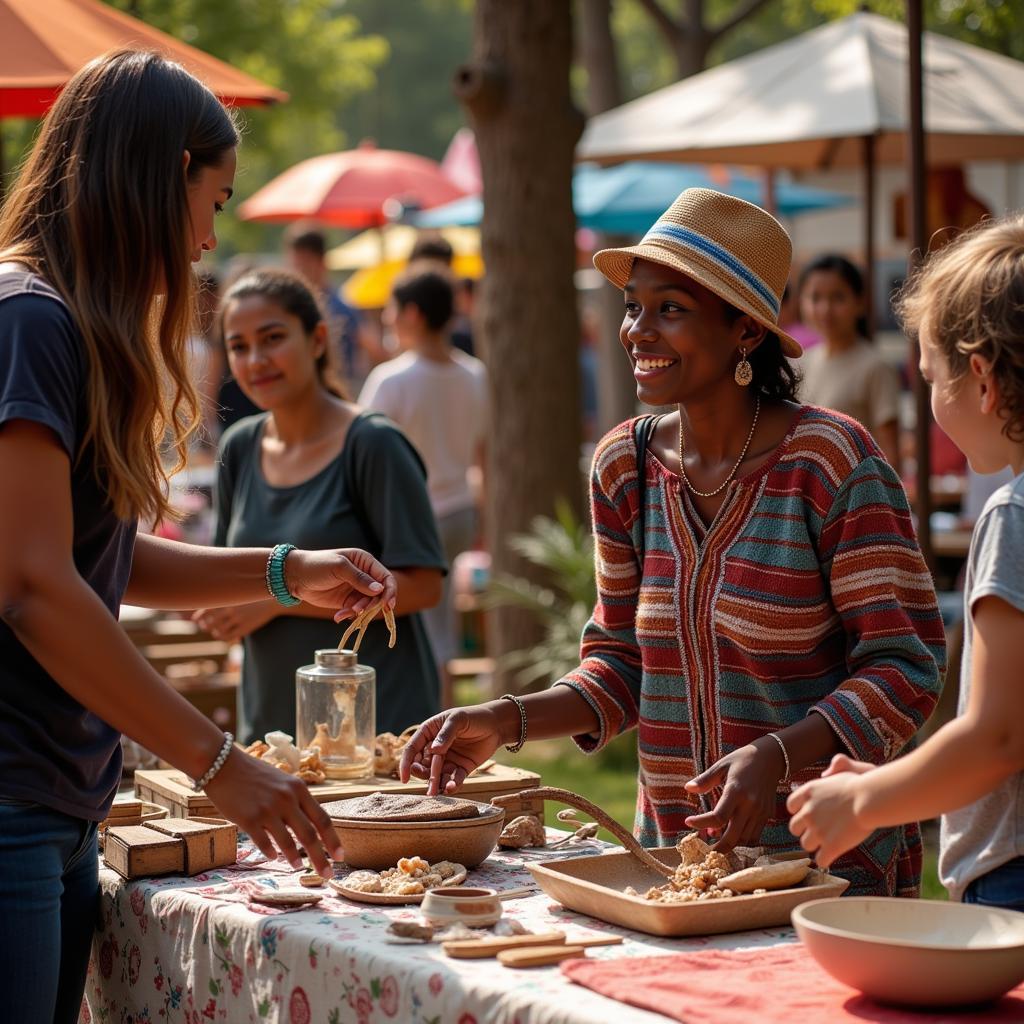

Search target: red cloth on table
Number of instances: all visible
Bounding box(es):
[561,944,1024,1024]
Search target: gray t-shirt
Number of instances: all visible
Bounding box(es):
[215,411,446,743]
[940,470,1024,901]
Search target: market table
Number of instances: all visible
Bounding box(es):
[80,831,797,1024]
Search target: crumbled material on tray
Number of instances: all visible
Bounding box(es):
[324,792,481,822]
[344,858,466,895]
[626,833,812,903]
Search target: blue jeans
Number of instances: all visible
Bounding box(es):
[0,801,99,1024]
[963,856,1024,912]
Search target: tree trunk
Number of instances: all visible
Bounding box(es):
[579,0,622,114]
[578,1,637,435]
[455,0,584,692]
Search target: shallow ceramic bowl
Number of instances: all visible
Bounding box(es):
[793,897,1024,1007]
[328,799,505,870]
[421,887,503,928]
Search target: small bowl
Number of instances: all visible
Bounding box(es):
[421,887,502,928]
[793,897,1024,1007]
[327,800,505,870]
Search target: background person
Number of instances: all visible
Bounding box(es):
[194,268,445,740]
[360,263,488,704]
[284,222,366,392]
[797,254,902,470]
[399,190,944,900]
[0,51,393,1022]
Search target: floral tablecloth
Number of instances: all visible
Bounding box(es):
[80,832,795,1024]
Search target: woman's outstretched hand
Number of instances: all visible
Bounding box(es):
[682,741,786,851]
[204,748,343,878]
[399,707,504,795]
[286,548,397,619]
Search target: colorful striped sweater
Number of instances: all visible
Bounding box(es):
[558,406,946,897]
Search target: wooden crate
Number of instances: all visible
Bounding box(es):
[104,825,184,879]
[135,763,544,822]
[145,817,238,874]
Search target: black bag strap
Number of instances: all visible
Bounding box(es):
[632,414,662,567]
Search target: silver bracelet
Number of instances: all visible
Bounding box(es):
[766,731,791,782]
[193,732,235,792]
[499,693,528,753]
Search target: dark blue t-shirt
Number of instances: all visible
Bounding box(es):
[0,271,136,821]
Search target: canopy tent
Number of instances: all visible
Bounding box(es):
[578,11,1024,169]
[326,224,480,271]
[342,254,483,310]
[0,0,287,117]
[417,161,851,233]
[236,142,466,230]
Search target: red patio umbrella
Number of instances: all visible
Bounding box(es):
[0,0,287,117]
[236,141,466,230]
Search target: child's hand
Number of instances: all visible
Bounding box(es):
[821,753,875,778]
[786,772,873,868]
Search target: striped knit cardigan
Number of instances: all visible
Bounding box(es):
[558,405,946,897]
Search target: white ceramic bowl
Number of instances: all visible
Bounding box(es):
[793,897,1024,1007]
[421,887,503,928]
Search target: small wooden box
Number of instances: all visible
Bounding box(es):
[135,763,545,821]
[104,825,184,879]
[144,817,238,874]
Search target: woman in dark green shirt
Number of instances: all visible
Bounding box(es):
[194,269,446,741]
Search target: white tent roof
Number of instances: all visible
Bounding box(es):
[578,12,1024,169]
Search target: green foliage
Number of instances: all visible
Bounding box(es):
[608,0,1024,100]
[103,0,390,255]
[485,500,597,691]
[336,0,474,160]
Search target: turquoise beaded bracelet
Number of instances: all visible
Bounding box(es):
[266,543,300,606]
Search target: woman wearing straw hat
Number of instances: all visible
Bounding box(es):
[399,189,945,897]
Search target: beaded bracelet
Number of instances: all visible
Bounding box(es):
[766,731,791,782]
[193,732,235,792]
[266,543,301,606]
[500,693,528,753]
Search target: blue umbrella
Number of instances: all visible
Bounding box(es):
[416,162,851,232]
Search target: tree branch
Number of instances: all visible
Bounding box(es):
[711,0,775,42]
[634,0,683,44]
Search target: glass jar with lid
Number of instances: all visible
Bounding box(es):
[295,649,375,780]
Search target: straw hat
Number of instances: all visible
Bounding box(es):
[593,188,802,357]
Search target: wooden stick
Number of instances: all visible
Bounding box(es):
[491,786,676,879]
[382,605,397,648]
[497,945,587,968]
[337,604,373,651]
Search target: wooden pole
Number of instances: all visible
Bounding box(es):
[907,0,933,568]
[862,135,876,340]
[762,167,777,216]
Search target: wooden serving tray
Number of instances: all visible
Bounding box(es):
[135,764,543,821]
[527,846,849,938]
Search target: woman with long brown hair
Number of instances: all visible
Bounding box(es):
[0,51,395,1021]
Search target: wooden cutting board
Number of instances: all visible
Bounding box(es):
[134,763,543,821]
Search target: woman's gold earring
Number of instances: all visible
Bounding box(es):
[735,348,753,386]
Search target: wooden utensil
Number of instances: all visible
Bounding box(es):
[491,787,675,879]
[497,944,587,968]
[444,931,623,959]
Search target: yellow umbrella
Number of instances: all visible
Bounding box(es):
[327,225,480,271]
[342,253,484,310]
